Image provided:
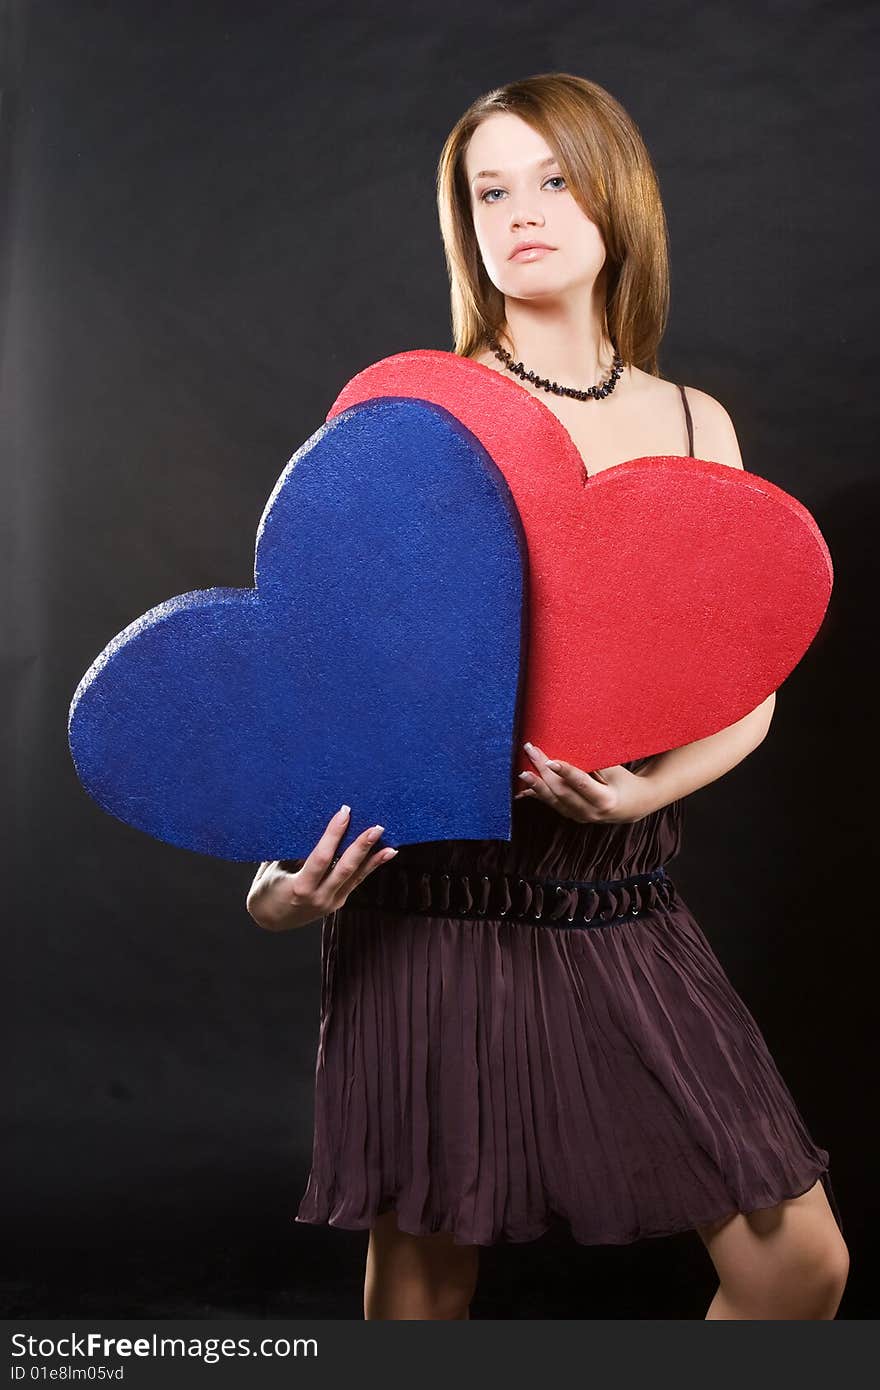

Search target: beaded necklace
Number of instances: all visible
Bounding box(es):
[487,335,624,401]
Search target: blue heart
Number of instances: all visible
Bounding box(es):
[68,397,529,860]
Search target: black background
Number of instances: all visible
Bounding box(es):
[3,0,877,1319]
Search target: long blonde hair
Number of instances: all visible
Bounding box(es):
[435,73,670,375]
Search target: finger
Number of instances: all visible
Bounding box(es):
[295,805,370,888]
[523,741,551,769]
[524,743,575,800]
[350,842,399,888]
[325,821,392,893]
[524,753,612,821]
[542,759,606,803]
[516,770,559,808]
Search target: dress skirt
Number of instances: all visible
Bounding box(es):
[294,765,842,1247]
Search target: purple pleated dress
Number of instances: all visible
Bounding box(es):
[294,774,843,1247]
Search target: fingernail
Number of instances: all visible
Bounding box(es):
[339,804,350,817]
[518,771,532,781]
[523,742,534,752]
[546,760,561,771]
[367,824,384,842]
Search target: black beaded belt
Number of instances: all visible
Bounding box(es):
[347,862,675,930]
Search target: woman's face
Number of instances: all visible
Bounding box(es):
[464,112,606,305]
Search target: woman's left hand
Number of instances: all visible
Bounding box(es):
[513,741,654,825]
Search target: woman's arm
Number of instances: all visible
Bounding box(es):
[635,387,776,813]
[635,690,776,814]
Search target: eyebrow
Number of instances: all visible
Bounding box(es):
[469,154,560,185]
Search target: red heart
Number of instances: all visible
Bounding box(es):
[328,350,833,779]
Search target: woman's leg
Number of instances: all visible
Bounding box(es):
[364,1210,481,1320]
[696,1177,849,1319]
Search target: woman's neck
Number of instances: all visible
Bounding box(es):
[497,300,615,390]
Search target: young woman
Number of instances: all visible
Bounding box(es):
[248,73,849,1320]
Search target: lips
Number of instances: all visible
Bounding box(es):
[509,244,554,260]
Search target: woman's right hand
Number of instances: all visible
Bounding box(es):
[245,804,397,931]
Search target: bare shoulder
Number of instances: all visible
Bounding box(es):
[677,383,745,470]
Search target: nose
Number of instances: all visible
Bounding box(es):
[508,190,545,231]
[510,207,544,231]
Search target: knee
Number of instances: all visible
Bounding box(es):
[814,1234,850,1313]
[786,1230,850,1318]
[364,1215,479,1320]
[417,1245,480,1319]
[426,1275,478,1320]
[365,1266,476,1321]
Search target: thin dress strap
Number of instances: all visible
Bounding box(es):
[677,382,694,456]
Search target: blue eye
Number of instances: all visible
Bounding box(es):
[479,175,567,203]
